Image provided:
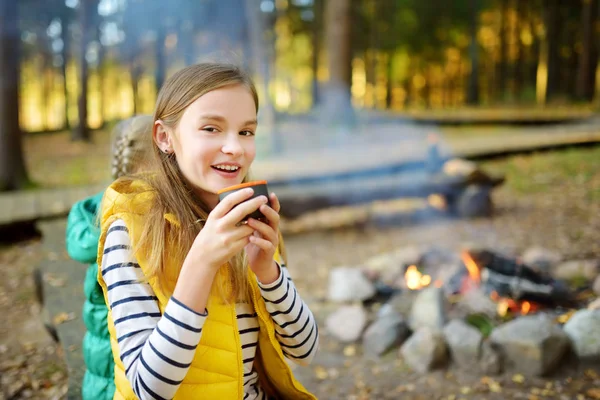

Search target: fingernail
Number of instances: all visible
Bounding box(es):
[245,188,254,194]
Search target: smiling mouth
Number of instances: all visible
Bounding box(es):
[212,164,240,173]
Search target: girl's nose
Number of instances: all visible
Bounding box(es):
[221,133,244,156]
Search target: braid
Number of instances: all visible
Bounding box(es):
[110,115,154,179]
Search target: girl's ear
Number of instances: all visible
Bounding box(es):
[154,120,173,153]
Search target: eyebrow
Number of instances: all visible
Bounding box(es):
[199,114,257,126]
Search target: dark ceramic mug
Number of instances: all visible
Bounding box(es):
[217,180,270,221]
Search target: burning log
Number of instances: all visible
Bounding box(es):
[460,250,577,309]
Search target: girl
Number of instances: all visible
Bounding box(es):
[96,63,319,399]
[66,115,154,400]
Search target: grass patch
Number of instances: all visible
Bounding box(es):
[481,145,600,197]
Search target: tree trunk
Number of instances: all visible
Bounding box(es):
[311,0,323,108]
[385,52,394,109]
[576,0,598,101]
[44,51,53,130]
[514,0,526,98]
[131,64,141,115]
[245,1,275,116]
[497,0,508,100]
[74,0,91,141]
[467,0,480,105]
[0,0,29,190]
[245,0,277,149]
[96,22,105,127]
[545,0,560,103]
[60,18,70,129]
[528,1,541,88]
[322,0,354,126]
[155,22,166,93]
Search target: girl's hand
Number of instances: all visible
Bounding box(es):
[245,192,281,283]
[184,188,268,273]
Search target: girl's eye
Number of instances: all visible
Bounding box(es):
[240,130,255,137]
[202,127,218,133]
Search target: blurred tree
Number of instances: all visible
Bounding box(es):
[323,0,354,125]
[497,0,508,99]
[513,0,526,98]
[576,0,598,101]
[311,0,324,107]
[0,0,29,190]
[73,0,98,141]
[60,5,75,128]
[544,0,560,103]
[467,0,481,104]
[245,0,276,129]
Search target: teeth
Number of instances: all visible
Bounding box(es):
[214,164,239,171]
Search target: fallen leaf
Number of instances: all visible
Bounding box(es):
[343,345,356,357]
[314,366,328,380]
[395,384,415,393]
[52,312,75,325]
[44,273,65,287]
[512,373,525,384]
[327,368,339,379]
[584,369,599,380]
[587,388,600,399]
[556,310,576,324]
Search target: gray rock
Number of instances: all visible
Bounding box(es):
[480,340,502,375]
[457,289,498,318]
[563,309,600,362]
[490,315,569,376]
[328,267,376,303]
[593,276,600,296]
[400,327,448,373]
[363,314,411,356]
[552,259,600,281]
[383,291,418,318]
[443,319,483,368]
[363,247,423,286]
[454,185,493,218]
[325,305,368,343]
[521,247,561,272]
[588,298,600,311]
[409,287,448,332]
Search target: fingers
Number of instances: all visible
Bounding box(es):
[211,188,255,219]
[221,195,269,226]
[228,224,255,242]
[258,202,280,232]
[248,233,276,253]
[268,192,281,213]
[247,218,278,244]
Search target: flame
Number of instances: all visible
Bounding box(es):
[460,251,481,284]
[405,265,432,290]
[491,291,537,316]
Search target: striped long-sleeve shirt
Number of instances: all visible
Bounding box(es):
[101,219,318,400]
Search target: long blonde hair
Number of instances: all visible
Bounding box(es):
[132,63,259,302]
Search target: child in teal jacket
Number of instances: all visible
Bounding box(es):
[65,115,153,400]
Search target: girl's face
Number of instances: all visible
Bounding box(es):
[169,84,257,208]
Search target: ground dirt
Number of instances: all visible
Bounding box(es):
[2,141,600,399]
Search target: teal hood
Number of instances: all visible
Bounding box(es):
[66,191,104,264]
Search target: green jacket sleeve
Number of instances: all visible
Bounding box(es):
[65,191,104,264]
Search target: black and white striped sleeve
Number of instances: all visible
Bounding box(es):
[257,264,319,366]
[101,219,207,400]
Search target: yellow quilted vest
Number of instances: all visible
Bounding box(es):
[96,179,316,400]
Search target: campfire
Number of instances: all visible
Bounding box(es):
[402,249,575,317]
